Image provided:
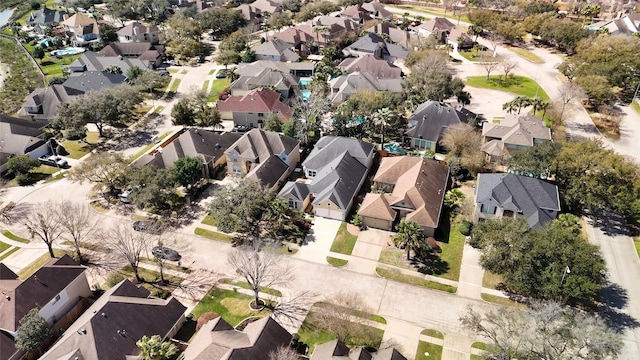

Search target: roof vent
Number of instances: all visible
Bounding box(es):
[117,329,127,337]
[215,143,221,149]
[101,312,107,317]
[77,329,87,335]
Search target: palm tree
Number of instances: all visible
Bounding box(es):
[136,335,178,360]
[393,220,425,260]
[502,99,519,114]
[373,107,393,148]
[468,25,483,42]
[530,97,549,117]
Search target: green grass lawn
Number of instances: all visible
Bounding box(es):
[505,45,544,64]
[482,270,504,289]
[314,301,386,325]
[458,49,498,62]
[61,132,100,159]
[1,230,30,243]
[631,101,640,115]
[481,293,526,308]
[207,78,230,102]
[436,221,465,281]
[202,80,210,92]
[120,264,183,285]
[202,215,218,226]
[326,256,348,267]
[130,142,157,161]
[208,69,217,75]
[191,287,271,327]
[376,267,456,293]
[168,68,179,74]
[416,340,443,360]
[634,238,640,259]
[0,241,10,253]
[169,78,181,92]
[0,247,20,262]
[465,75,550,102]
[153,106,165,114]
[194,227,233,243]
[421,328,444,340]
[18,249,67,280]
[180,69,188,75]
[220,278,283,297]
[330,223,357,255]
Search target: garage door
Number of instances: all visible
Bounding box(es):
[315,208,345,221]
[362,217,392,231]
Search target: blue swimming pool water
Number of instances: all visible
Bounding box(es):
[56,49,81,55]
[302,90,310,100]
[299,78,311,86]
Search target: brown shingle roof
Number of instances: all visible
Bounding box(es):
[216,88,294,120]
[359,193,396,221]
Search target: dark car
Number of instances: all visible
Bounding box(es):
[132,220,164,234]
[152,246,181,261]
[215,71,227,79]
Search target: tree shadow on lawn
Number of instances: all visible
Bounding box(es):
[410,252,450,276]
[598,282,640,333]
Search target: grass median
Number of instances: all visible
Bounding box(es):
[194,227,233,243]
[465,75,550,102]
[376,267,456,293]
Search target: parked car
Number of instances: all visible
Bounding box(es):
[215,71,228,79]
[120,188,135,203]
[152,246,181,261]
[133,220,164,234]
[38,155,69,168]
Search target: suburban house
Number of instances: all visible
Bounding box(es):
[18,85,83,122]
[361,1,393,20]
[235,4,261,25]
[311,340,408,360]
[99,42,165,68]
[481,114,551,164]
[40,279,186,360]
[60,12,100,45]
[446,28,474,50]
[250,0,282,14]
[416,17,455,42]
[116,21,159,43]
[339,5,372,24]
[251,39,300,62]
[134,129,242,178]
[69,51,153,74]
[338,54,403,78]
[343,33,409,61]
[309,16,361,44]
[224,128,300,188]
[272,25,315,54]
[366,22,414,48]
[585,13,640,35]
[329,71,403,104]
[474,173,561,229]
[61,71,127,92]
[278,136,375,220]
[0,256,92,360]
[183,316,292,359]
[0,115,50,173]
[230,67,298,97]
[26,6,68,28]
[216,88,294,128]
[359,157,449,236]
[405,101,477,152]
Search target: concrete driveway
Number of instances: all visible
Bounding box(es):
[293,217,342,264]
[348,228,389,274]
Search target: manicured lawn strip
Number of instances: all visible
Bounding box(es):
[191,287,271,327]
[471,355,484,360]
[376,267,456,293]
[0,247,20,262]
[120,264,183,285]
[421,328,444,339]
[458,49,497,62]
[330,223,357,255]
[89,200,109,213]
[314,301,386,325]
[202,214,218,226]
[465,75,550,102]
[202,80,210,92]
[298,311,384,354]
[169,78,181,92]
[482,270,504,289]
[32,165,59,175]
[194,227,233,243]
[505,45,544,64]
[326,256,348,267]
[168,68,179,74]
[130,143,157,161]
[416,340,443,360]
[207,78,230,102]
[208,69,217,75]
[634,238,640,260]
[1,230,30,243]
[180,69,188,75]
[632,101,640,115]
[61,136,99,159]
[437,222,465,281]
[220,278,282,296]
[471,342,493,351]
[140,257,194,273]
[153,105,165,113]
[0,241,10,253]
[481,293,526,308]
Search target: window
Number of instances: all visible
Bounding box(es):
[414,139,432,149]
[288,198,297,209]
[258,113,264,117]
[308,170,316,177]
[480,204,497,214]
[232,153,238,162]
[51,294,61,305]
[232,165,240,173]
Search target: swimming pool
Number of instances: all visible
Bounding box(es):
[302,90,310,100]
[50,47,86,57]
[299,78,311,86]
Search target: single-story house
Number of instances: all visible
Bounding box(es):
[225,128,300,188]
[311,340,408,359]
[474,173,560,229]
[99,42,164,68]
[230,67,298,98]
[272,25,315,54]
[329,71,403,104]
[69,51,153,74]
[481,114,551,164]
[26,6,68,28]
[134,129,242,178]
[343,33,409,62]
[359,156,449,236]
[40,279,186,360]
[366,22,414,48]
[251,39,300,62]
[338,54,403,78]
[0,256,91,360]
[183,316,292,359]
[0,115,50,173]
[447,28,474,50]
[405,101,477,152]
[61,71,127,93]
[278,136,375,220]
[117,21,159,43]
[216,88,294,129]
[584,13,640,35]
[18,85,83,122]
[235,60,315,79]
[235,4,261,25]
[60,13,100,45]
[250,0,282,14]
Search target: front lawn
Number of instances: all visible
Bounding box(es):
[191,287,271,327]
[220,278,283,297]
[0,241,10,253]
[330,223,357,255]
[376,267,456,293]
[465,75,550,102]
[326,256,348,267]
[505,45,545,64]
[61,132,100,159]
[416,340,443,360]
[634,238,640,259]
[0,247,20,261]
[194,227,234,243]
[207,78,230,102]
[482,270,504,289]
[202,215,218,226]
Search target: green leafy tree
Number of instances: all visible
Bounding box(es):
[575,75,615,106]
[173,156,203,197]
[127,66,144,82]
[467,24,483,41]
[15,308,53,355]
[171,98,196,126]
[508,140,562,179]
[522,0,558,15]
[7,155,40,177]
[32,46,45,63]
[99,23,118,43]
[136,335,178,360]
[171,91,221,127]
[217,50,240,69]
[241,48,256,63]
[282,118,296,137]
[263,112,282,132]
[164,16,203,60]
[219,31,248,53]
[393,220,425,260]
[403,51,465,104]
[282,0,301,12]
[582,4,601,23]
[269,12,293,32]
[132,70,169,94]
[68,152,128,197]
[126,166,179,213]
[198,8,247,39]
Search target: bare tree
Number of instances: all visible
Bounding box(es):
[227,246,293,308]
[501,57,517,80]
[557,81,586,121]
[479,56,500,80]
[24,201,64,258]
[460,301,623,360]
[270,291,318,327]
[311,292,379,347]
[105,223,153,282]
[58,201,96,261]
[291,86,331,145]
[268,346,300,360]
[439,123,484,174]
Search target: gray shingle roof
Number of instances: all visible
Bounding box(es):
[329,71,403,103]
[303,136,375,171]
[230,67,297,92]
[62,71,127,92]
[405,101,476,142]
[344,33,409,59]
[475,173,561,229]
[338,54,402,78]
[311,340,408,359]
[482,114,551,147]
[310,151,368,209]
[251,39,300,62]
[278,181,310,201]
[27,7,68,26]
[18,85,83,121]
[69,52,151,74]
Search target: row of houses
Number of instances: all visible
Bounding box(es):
[0,256,408,359]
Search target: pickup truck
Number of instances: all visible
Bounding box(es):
[38,155,69,168]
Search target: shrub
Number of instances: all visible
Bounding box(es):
[105,272,125,288]
[30,1,41,10]
[15,174,30,186]
[352,214,362,226]
[459,220,472,236]
[196,312,220,330]
[56,145,69,156]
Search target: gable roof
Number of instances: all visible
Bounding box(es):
[358,193,396,221]
[366,156,449,229]
[272,25,315,45]
[250,0,282,13]
[230,67,297,93]
[69,52,151,74]
[312,16,360,32]
[475,173,561,229]
[405,101,476,142]
[27,7,68,26]
[0,115,48,164]
[367,22,412,47]
[303,136,375,171]
[99,42,159,58]
[418,17,455,32]
[329,71,403,103]
[311,340,408,360]
[62,71,127,92]
[235,60,315,77]
[361,1,393,19]
[216,88,294,121]
[340,5,372,21]
[310,152,368,210]
[251,39,300,62]
[344,33,409,59]
[61,12,96,27]
[134,129,242,169]
[0,255,85,333]
[277,181,310,201]
[18,84,83,121]
[40,279,186,360]
[482,114,551,147]
[116,21,159,37]
[338,54,402,78]
[184,316,292,360]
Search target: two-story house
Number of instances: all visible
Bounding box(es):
[342,33,409,62]
[473,173,561,229]
[0,115,50,173]
[405,101,477,152]
[481,114,552,164]
[359,156,449,236]
[251,39,300,62]
[60,13,100,45]
[216,88,294,129]
[224,128,300,188]
[116,22,159,44]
